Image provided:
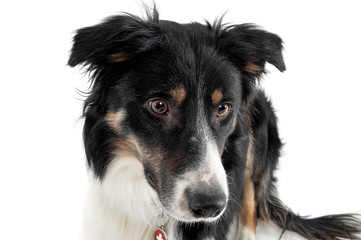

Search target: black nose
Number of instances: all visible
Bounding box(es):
[189,192,227,218]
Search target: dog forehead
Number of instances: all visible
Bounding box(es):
[152,58,239,105]
[161,48,239,95]
[127,25,241,102]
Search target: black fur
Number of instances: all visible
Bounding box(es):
[69,8,361,240]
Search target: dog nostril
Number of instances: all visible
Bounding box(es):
[189,193,227,218]
[193,209,207,217]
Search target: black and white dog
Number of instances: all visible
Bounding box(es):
[68,8,361,240]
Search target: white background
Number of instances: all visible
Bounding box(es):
[0,0,360,239]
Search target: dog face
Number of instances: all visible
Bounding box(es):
[69,12,284,223]
[109,52,240,222]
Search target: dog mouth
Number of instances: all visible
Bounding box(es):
[146,172,157,189]
[161,200,227,223]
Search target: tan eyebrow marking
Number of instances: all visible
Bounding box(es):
[212,89,223,105]
[170,85,186,104]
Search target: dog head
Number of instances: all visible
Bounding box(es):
[69,10,284,223]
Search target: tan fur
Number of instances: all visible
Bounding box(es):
[239,135,258,234]
[106,109,164,193]
[238,109,258,235]
[109,52,129,62]
[241,107,271,224]
[170,85,186,104]
[105,110,126,133]
[165,152,183,172]
[256,169,271,222]
[105,110,140,159]
[143,147,164,191]
[108,137,137,159]
[126,135,143,159]
[105,108,143,161]
[244,62,264,76]
[211,89,223,105]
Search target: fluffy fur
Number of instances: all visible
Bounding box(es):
[69,8,361,240]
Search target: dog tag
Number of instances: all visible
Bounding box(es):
[154,228,167,240]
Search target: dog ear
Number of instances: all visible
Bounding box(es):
[68,14,161,68]
[218,24,285,103]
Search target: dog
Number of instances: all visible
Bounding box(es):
[68,8,361,240]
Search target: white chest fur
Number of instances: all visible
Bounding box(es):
[80,157,163,240]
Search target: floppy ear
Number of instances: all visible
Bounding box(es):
[218,24,285,104]
[68,14,162,68]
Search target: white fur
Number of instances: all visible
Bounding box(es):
[226,216,240,240]
[235,225,256,240]
[80,157,163,240]
[204,139,229,195]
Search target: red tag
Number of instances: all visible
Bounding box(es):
[154,228,167,240]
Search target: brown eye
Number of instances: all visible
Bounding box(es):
[217,104,230,117]
[150,100,168,115]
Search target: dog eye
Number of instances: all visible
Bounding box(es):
[149,100,168,115]
[217,104,230,117]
